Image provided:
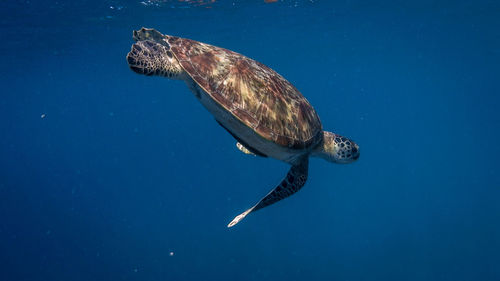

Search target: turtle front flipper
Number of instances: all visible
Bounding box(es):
[227,158,309,227]
[127,35,185,79]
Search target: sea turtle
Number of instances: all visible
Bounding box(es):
[126,28,360,227]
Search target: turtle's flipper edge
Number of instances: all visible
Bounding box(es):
[227,158,309,228]
[227,207,255,227]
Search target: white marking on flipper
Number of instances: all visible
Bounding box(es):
[228,207,255,227]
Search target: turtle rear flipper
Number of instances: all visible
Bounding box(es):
[237,142,257,156]
[216,120,267,157]
[228,158,309,227]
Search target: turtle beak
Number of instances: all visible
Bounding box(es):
[352,143,360,160]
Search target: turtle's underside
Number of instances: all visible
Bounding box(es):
[126,28,359,227]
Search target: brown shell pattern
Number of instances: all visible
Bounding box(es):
[167,35,322,149]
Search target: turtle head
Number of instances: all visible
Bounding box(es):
[126,29,184,79]
[312,131,359,164]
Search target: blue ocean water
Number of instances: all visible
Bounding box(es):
[1,0,499,280]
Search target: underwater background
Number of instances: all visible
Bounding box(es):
[1,0,499,280]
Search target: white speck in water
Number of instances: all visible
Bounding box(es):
[169,251,174,256]
[41,114,46,119]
